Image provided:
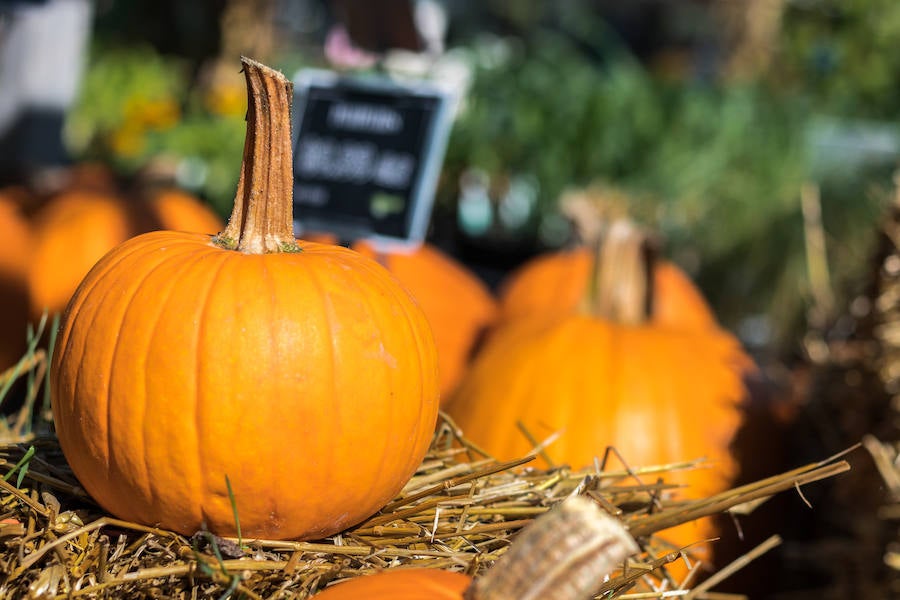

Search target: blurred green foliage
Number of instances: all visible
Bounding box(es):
[776,0,900,120]
[64,45,247,217]
[439,6,900,353]
[64,46,186,157]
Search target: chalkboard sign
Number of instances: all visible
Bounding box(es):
[291,69,454,249]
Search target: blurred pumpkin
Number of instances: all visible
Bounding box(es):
[499,184,716,330]
[447,219,753,562]
[305,233,497,400]
[51,58,439,540]
[499,247,717,330]
[27,186,223,320]
[0,162,121,369]
[0,187,34,371]
[143,187,226,234]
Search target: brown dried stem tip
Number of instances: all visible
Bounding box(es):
[465,495,639,600]
[214,57,299,254]
[583,219,658,325]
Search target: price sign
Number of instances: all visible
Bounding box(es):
[291,69,454,249]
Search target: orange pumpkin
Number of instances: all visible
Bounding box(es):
[447,220,752,560]
[499,183,716,331]
[27,186,223,320]
[0,187,33,370]
[50,58,439,540]
[499,246,717,330]
[305,234,497,400]
[314,570,470,600]
[146,187,226,234]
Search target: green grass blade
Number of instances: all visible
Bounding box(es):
[4,445,35,486]
[41,313,61,423]
[225,474,243,549]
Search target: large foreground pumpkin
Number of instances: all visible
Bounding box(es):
[27,185,223,320]
[51,59,439,540]
[447,220,753,559]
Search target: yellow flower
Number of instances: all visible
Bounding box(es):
[123,96,181,130]
[204,83,247,117]
[108,123,146,158]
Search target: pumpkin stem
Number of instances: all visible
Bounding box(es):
[463,496,637,600]
[213,57,300,253]
[583,219,658,325]
[559,183,630,247]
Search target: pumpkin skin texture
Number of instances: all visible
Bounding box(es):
[50,59,440,541]
[314,569,470,600]
[305,234,497,400]
[27,188,223,320]
[498,247,717,330]
[0,188,33,370]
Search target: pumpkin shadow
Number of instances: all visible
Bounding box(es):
[707,367,801,599]
[0,269,33,417]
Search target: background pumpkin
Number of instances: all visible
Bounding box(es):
[0,187,34,371]
[498,243,716,330]
[447,219,753,562]
[145,186,226,234]
[498,184,716,330]
[305,233,497,400]
[50,58,440,541]
[0,163,124,372]
[27,185,222,320]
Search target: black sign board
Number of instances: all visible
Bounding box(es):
[291,69,454,248]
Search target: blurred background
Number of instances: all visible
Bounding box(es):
[4,0,900,358]
[2,1,900,597]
